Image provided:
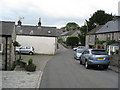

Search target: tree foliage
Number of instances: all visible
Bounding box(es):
[78,10,114,46]
[61,22,80,31]
[66,36,79,47]
[78,34,85,46]
[13,41,21,47]
[87,10,114,31]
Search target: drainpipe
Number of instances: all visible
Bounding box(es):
[5,37,8,70]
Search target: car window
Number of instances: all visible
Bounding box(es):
[91,50,107,55]
[83,50,89,54]
[86,50,89,54]
[26,46,31,49]
[21,47,26,49]
[77,49,84,53]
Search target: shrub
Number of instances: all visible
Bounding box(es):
[115,50,119,54]
[106,40,116,45]
[79,34,85,46]
[95,40,106,44]
[25,58,37,72]
[28,58,33,65]
[66,36,79,47]
[110,51,115,55]
[58,38,66,44]
[13,41,21,47]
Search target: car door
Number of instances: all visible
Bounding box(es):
[81,50,90,64]
[73,49,77,58]
[20,46,26,53]
[26,46,31,54]
[81,50,86,63]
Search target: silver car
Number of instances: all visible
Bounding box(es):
[80,49,110,69]
[74,49,85,60]
[16,46,34,55]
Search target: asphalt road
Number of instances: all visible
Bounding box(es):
[40,45,118,88]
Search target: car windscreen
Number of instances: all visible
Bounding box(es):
[77,49,84,53]
[91,50,107,55]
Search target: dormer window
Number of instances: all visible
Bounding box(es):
[30,30,34,34]
[17,25,21,27]
[19,30,23,33]
[48,30,51,34]
[38,27,41,29]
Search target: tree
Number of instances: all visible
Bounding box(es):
[61,22,80,31]
[87,10,114,31]
[77,25,87,46]
[78,34,85,46]
[66,22,79,31]
[66,36,79,47]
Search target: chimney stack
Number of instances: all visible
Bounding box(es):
[38,18,41,26]
[18,17,22,26]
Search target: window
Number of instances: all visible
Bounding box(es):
[20,46,26,49]
[92,50,107,55]
[0,44,1,51]
[26,46,30,49]
[83,50,89,54]
[0,43,2,52]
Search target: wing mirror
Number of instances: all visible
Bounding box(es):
[73,49,77,51]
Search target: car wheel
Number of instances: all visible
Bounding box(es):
[16,51,19,54]
[103,65,108,70]
[85,61,90,69]
[29,52,33,55]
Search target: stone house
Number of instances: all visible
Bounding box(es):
[96,16,120,41]
[16,20,59,54]
[86,16,120,50]
[0,21,16,70]
[61,30,80,41]
[85,25,103,49]
[95,16,120,53]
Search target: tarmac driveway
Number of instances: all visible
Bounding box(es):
[16,54,54,71]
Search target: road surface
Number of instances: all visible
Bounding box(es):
[40,45,118,88]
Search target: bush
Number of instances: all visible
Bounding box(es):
[106,40,116,45]
[115,50,119,54]
[95,40,106,44]
[110,51,115,55]
[25,58,36,72]
[79,34,85,46]
[28,58,33,65]
[58,38,66,44]
[66,36,79,47]
[13,41,21,47]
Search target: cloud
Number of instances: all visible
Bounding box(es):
[0,0,119,28]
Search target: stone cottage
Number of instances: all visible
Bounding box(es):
[0,21,16,70]
[16,19,59,54]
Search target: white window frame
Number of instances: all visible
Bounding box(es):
[0,43,3,53]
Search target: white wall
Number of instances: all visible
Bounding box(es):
[16,35,57,54]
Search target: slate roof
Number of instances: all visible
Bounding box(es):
[96,16,120,34]
[0,21,15,36]
[87,25,103,35]
[15,25,59,37]
[61,30,77,36]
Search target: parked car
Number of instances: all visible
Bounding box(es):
[80,49,110,69]
[74,49,85,60]
[16,46,34,55]
[73,46,85,51]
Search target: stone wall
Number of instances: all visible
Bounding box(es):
[110,54,119,67]
[2,37,15,70]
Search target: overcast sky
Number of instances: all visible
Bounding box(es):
[0,0,119,28]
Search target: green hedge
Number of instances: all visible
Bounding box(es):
[95,40,116,45]
[66,36,79,47]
